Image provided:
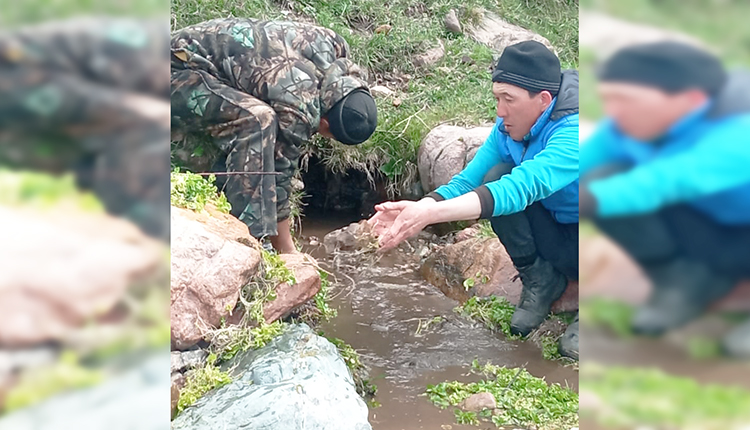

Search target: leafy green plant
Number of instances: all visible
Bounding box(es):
[455,296,518,339]
[170,168,231,213]
[177,353,232,413]
[314,270,338,321]
[4,350,103,413]
[425,360,578,430]
[580,363,750,429]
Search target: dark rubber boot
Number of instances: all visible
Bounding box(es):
[632,259,736,336]
[558,313,579,360]
[510,256,568,337]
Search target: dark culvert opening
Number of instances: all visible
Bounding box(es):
[299,155,389,222]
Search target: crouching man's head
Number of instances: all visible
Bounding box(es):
[491,40,562,141]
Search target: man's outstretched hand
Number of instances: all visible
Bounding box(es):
[367,199,436,251]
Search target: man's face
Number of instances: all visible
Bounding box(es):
[492,82,552,141]
[598,82,708,141]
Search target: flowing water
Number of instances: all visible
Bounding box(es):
[300,216,578,430]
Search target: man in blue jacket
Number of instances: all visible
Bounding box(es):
[369,41,580,357]
[580,41,750,357]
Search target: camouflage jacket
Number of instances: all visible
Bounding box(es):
[171,18,370,147]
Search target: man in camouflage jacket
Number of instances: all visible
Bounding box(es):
[171,18,378,252]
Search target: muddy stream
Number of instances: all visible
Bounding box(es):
[298,216,578,430]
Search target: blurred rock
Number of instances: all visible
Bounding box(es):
[0,353,169,430]
[421,237,578,312]
[418,125,492,193]
[466,9,555,56]
[170,206,262,350]
[0,207,162,347]
[444,9,462,34]
[171,324,371,430]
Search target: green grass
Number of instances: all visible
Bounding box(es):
[171,0,578,195]
[581,0,750,69]
[580,297,635,338]
[1,0,166,27]
[170,168,231,213]
[580,363,750,429]
[426,360,579,430]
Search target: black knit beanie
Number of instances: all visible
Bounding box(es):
[327,88,378,145]
[598,41,727,96]
[492,40,561,96]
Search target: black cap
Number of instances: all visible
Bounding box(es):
[492,40,561,96]
[327,88,378,145]
[598,41,727,96]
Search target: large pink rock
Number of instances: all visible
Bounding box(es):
[417,125,492,194]
[421,237,578,312]
[0,207,162,347]
[170,206,262,350]
[262,254,321,323]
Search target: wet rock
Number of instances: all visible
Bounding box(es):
[262,253,321,323]
[323,221,378,254]
[0,207,162,347]
[444,9,462,34]
[370,85,395,98]
[421,237,578,312]
[171,206,262,350]
[172,324,371,430]
[414,40,445,68]
[460,392,497,412]
[465,9,555,56]
[171,350,208,374]
[418,125,493,193]
[323,223,358,253]
[0,353,169,430]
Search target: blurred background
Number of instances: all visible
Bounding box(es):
[0,0,170,428]
[579,0,750,429]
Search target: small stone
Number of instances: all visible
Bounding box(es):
[392,97,402,107]
[370,85,395,98]
[460,55,475,65]
[444,9,462,34]
[374,24,392,34]
[414,40,445,68]
[460,391,497,412]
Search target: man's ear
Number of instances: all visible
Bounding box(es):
[540,90,554,109]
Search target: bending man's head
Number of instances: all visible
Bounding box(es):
[320,88,378,145]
